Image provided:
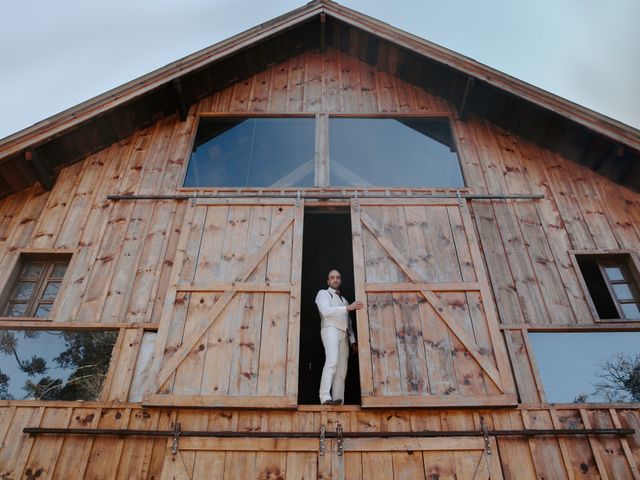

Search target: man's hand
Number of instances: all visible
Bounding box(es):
[350,343,358,356]
[346,301,364,311]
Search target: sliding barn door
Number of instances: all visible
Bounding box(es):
[341,437,503,480]
[351,198,515,407]
[161,438,323,480]
[144,199,303,408]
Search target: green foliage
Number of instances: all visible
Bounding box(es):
[0,369,12,400]
[0,329,117,401]
[594,353,640,402]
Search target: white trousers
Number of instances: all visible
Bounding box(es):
[319,326,349,403]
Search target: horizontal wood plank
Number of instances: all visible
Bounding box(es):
[141,394,297,409]
[361,394,518,408]
[365,282,481,292]
[175,282,292,293]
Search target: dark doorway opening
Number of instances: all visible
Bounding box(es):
[298,207,361,405]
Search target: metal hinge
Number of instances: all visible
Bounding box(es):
[480,416,492,477]
[296,190,301,207]
[319,425,326,456]
[336,421,344,456]
[354,191,360,212]
[171,422,181,456]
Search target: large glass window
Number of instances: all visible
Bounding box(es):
[0,329,118,400]
[530,332,640,403]
[183,115,466,189]
[184,117,316,188]
[328,117,464,187]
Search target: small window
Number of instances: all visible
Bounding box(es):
[530,332,640,403]
[576,254,640,321]
[2,255,71,319]
[184,117,316,188]
[328,117,464,187]
[0,329,118,400]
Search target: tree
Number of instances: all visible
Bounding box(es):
[594,352,640,402]
[0,369,12,400]
[0,329,117,401]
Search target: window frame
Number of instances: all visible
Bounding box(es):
[0,251,73,321]
[178,112,468,192]
[570,250,640,322]
[501,323,640,407]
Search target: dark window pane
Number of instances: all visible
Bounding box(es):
[329,118,464,187]
[530,332,640,403]
[184,118,315,188]
[51,264,68,278]
[604,266,625,281]
[12,282,35,301]
[6,303,27,317]
[0,330,118,400]
[613,283,635,301]
[621,303,640,320]
[576,258,619,319]
[41,282,60,300]
[21,263,45,278]
[34,304,52,318]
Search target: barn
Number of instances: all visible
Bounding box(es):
[0,1,639,478]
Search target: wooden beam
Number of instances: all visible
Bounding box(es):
[320,12,327,53]
[458,76,475,120]
[24,149,54,190]
[361,394,517,408]
[175,282,292,292]
[178,437,317,451]
[365,281,481,292]
[171,78,188,121]
[142,394,297,409]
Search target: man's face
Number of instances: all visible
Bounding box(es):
[327,270,342,290]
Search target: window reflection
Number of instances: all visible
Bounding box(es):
[529,332,640,403]
[0,330,117,400]
[328,117,464,187]
[184,117,315,188]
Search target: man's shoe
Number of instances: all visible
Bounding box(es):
[333,399,343,405]
[322,399,340,405]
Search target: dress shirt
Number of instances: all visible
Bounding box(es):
[315,287,356,344]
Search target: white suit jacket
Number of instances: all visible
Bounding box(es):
[315,287,356,344]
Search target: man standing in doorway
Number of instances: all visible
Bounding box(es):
[315,269,364,405]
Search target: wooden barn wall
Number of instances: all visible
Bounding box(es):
[0,48,639,478]
[1,405,639,479]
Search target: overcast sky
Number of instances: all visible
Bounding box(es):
[1,0,639,140]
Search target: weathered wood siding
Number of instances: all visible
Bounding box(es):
[0,48,638,478]
[1,405,639,479]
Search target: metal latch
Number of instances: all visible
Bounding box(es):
[336,421,344,456]
[319,425,326,456]
[480,416,491,455]
[171,422,181,456]
[480,416,492,477]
